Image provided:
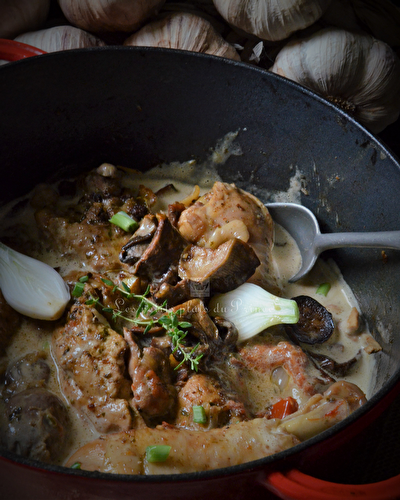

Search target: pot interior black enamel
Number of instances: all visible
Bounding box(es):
[0,47,399,490]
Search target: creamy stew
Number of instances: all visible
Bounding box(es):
[0,159,381,474]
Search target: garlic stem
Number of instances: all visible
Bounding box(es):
[208,282,299,342]
[0,242,70,320]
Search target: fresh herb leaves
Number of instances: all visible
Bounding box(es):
[78,276,203,371]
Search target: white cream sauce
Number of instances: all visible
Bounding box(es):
[0,137,378,463]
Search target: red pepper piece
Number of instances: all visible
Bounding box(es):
[269,397,298,419]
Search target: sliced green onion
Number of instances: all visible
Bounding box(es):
[316,282,331,297]
[79,275,89,283]
[71,462,81,470]
[192,405,207,424]
[145,445,171,463]
[72,281,85,297]
[208,283,299,343]
[109,211,138,232]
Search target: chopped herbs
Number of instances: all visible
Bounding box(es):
[71,281,85,297]
[71,462,81,470]
[192,405,207,424]
[109,211,139,232]
[146,445,171,463]
[316,282,331,297]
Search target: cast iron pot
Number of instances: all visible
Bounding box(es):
[0,40,399,500]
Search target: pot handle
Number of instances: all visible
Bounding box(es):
[0,39,46,61]
[261,469,400,500]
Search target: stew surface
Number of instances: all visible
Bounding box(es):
[0,155,381,474]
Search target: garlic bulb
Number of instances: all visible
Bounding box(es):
[15,26,106,53]
[212,0,332,42]
[270,28,400,133]
[58,0,166,34]
[0,0,50,39]
[124,12,240,61]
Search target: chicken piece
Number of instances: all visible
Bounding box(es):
[34,166,148,271]
[65,417,299,474]
[175,373,249,430]
[177,182,278,292]
[124,331,177,423]
[235,336,330,414]
[0,289,21,352]
[280,381,366,441]
[35,201,133,271]
[52,303,134,433]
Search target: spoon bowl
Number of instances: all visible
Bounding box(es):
[266,202,400,282]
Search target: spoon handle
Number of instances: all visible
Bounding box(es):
[315,231,400,252]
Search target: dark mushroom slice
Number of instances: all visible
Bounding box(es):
[120,213,187,281]
[119,214,158,264]
[288,295,334,344]
[152,278,192,307]
[212,316,239,348]
[178,238,260,294]
[167,201,186,228]
[171,300,238,367]
[3,388,71,463]
[306,349,362,378]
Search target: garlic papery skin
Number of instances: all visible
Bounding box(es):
[0,0,50,39]
[58,0,166,34]
[0,242,70,321]
[209,283,299,343]
[270,28,400,133]
[212,0,332,42]
[15,26,106,53]
[124,12,240,61]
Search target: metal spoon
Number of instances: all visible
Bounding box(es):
[266,202,400,283]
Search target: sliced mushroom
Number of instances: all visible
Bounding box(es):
[120,213,187,280]
[119,214,158,264]
[288,295,334,344]
[178,238,260,294]
[171,299,239,367]
[306,349,362,378]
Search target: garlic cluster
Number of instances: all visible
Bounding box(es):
[321,0,400,49]
[212,0,332,42]
[15,26,106,53]
[0,0,50,39]
[270,28,400,133]
[57,0,167,34]
[124,12,240,61]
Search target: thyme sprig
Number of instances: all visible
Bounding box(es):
[82,277,203,371]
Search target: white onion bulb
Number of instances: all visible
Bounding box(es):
[209,282,299,342]
[0,242,70,320]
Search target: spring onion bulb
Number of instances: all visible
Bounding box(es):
[0,242,70,320]
[208,283,299,342]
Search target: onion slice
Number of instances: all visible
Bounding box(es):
[209,283,299,342]
[0,242,70,320]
